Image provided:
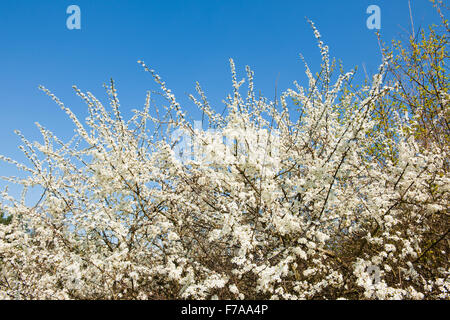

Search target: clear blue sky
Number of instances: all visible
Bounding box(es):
[0,0,443,199]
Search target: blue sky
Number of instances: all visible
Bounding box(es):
[0,0,443,200]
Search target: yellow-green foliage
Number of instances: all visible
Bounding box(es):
[382,1,449,153]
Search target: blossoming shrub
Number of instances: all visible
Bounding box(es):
[0,24,448,299]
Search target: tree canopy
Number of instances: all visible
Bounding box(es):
[0,12,448,300]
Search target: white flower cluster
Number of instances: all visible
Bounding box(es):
[0,26,448,300]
